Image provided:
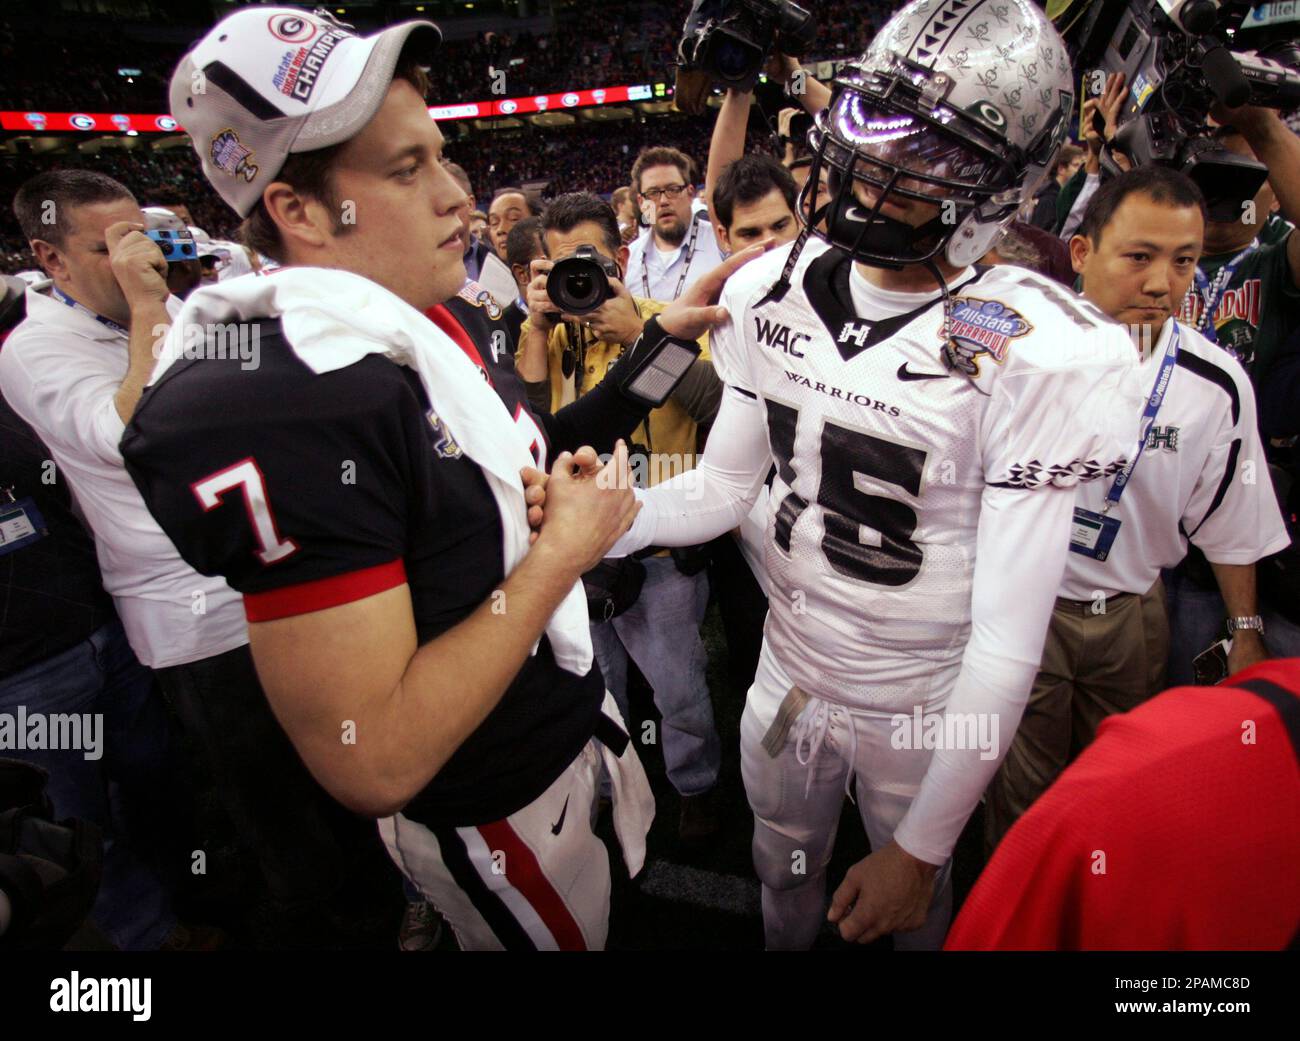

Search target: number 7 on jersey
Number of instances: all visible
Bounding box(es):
[191,458,299,565]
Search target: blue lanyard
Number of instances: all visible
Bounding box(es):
[1103,323,1181,513]
[1189,242,1257,345]
[50,286,128,336]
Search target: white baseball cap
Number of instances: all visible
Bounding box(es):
[170,7,441,218]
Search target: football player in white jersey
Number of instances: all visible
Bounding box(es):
[601,0,1148,949]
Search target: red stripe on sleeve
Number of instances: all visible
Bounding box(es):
[477,819,588,950]
[243,559,407,622]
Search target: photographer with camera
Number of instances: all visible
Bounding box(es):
[517,192,725,843]
[1,169,411,947]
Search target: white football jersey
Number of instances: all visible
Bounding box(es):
[710,238,1142,711]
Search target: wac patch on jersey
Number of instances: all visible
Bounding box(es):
[941,297,1032,376]
[754,316,811,357]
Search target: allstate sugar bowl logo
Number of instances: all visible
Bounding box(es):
[24,112,47,130]
[941,297,1032,376]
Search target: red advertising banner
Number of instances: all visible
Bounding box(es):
[0,82,672,134]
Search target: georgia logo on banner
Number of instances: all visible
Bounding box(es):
[269,14,316,43]
[562,92,580,107]
[500,99,518,114]
[155,115,179,132]
[69,113,96,130]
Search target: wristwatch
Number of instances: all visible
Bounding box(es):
[1225,615,1266,637]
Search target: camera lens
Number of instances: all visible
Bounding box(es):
[566,271,595,303]
[711,35,759,82]
[547,254,612,315]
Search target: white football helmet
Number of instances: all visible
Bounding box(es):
[801,0,1075,269]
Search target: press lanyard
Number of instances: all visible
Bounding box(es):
[50,286,128,336]
[1103,322,1181,514]
[1186,240,1257,345]
[643,210,701,301]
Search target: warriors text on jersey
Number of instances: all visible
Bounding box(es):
[709,238,1142,712]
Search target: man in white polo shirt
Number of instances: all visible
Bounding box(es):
[986,166,1290,852]
[0,169,384,927]
[624,147,725,303]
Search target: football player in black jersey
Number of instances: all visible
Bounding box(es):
[119,7,763,949]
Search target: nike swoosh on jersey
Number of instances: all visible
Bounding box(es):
[897,362,948,381]
[550,794,570,835]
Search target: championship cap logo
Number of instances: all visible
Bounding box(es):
[210,128,260,182]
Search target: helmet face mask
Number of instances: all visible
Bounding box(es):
[802,77,1026,268]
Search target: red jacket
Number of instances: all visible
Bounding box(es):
[947,659,1300,950]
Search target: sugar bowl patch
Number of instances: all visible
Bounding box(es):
[941,297,1032,376]
[210,128,259,183]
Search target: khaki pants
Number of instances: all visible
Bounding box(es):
[984,579,1168,856]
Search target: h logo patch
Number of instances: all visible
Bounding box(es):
[838,321,872,349]
[1146,425,1179,452]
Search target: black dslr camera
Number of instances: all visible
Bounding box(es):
[676,0,816,107]
[1062,0,1300,220]
[546,245,622,316]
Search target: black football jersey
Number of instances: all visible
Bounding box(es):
[121,286,605,828]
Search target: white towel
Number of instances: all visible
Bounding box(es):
[151,266,594,675]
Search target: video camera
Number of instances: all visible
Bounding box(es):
[546,245,622,316]
[675,0,816,112]
[1061,0,1300,220]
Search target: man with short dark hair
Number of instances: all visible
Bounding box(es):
[518,192,724,840]
[488,187,536,261]
[984,165,1289,852]
[710,156,799,255]
[624,147,725,302]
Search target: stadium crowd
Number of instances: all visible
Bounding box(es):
[0,0,1297,956]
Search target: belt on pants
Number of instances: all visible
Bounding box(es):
[1053,590,1136,614]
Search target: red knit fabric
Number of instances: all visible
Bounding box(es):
[947,659,1300,950]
